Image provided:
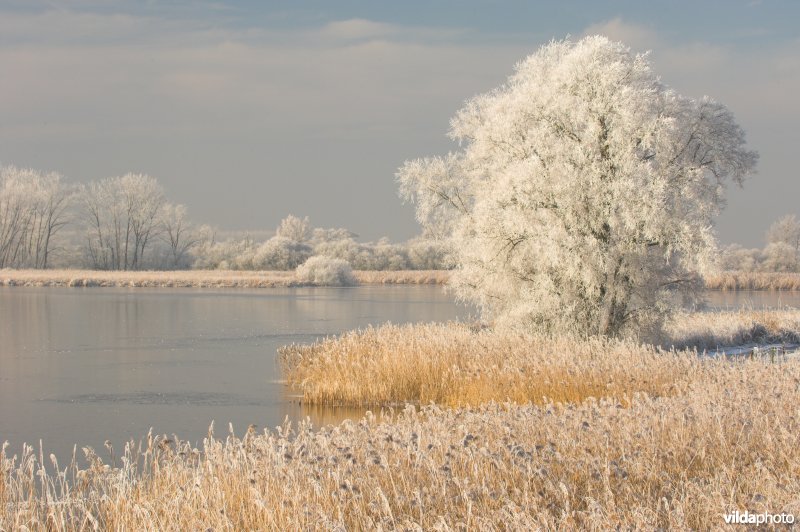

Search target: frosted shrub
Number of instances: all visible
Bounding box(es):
[310,227,357,245]
[313,238,365,266]
[407,237,455,270]
[718,244,762,272]
[313,238,412,270]
[191,239,253,270]
[253,236,312,270]
[295,256,357,286]
[368,238,411,270]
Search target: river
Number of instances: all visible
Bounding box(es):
[0,286,795,463]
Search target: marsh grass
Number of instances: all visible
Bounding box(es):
[0,269,448,288]
[667,308,800,350]
[351,270,450,284]
[3,359,800,530]
[280,323,699,408]
[280,310,800,409]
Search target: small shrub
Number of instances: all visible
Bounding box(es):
[295,256,357,286]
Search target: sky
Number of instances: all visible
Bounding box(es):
[1,0,798,245]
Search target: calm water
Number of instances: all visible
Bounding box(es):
[0,286,796,464]
[0,286,470,463]
[703,290,800,310]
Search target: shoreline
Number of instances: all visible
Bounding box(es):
[0,269,450,288]
[1,269,799,290]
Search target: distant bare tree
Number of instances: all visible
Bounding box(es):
[82,173,165,270]
[160,203,202,269]
[0,165,72,268]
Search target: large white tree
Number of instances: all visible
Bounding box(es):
[398,36,758,338]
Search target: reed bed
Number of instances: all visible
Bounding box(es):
[352,270,450,284]
[0,269,449,288]
[704,271,800,290]
[3,359,799,530]
[667,308,800,351]
[280,323,703,408]
[281,311,800,409]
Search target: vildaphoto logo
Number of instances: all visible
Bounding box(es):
[723,510,795,525]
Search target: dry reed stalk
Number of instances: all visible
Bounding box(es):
[2,359,799,530]
[352,270,450,284]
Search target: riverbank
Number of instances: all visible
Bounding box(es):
[2,269,800,290]
[0,269,448,288]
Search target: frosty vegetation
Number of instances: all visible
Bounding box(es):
[0,166,70,269]
[295,256,357,286]
[720,214,800,272]
[0,169,453,272]
[399,36,758,338]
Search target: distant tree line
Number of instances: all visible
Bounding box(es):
[0,165,454,271]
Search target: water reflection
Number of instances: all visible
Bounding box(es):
[703,290,800,310]
[0,286,470,464]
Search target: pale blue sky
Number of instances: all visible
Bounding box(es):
[2,1,798,245]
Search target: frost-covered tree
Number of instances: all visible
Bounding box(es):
[766,215,800,250]
[718,244,761,272]
[159,203,203,269]
[398,36,758,338]
[82,173,165,270]
[765,214,800,267]
[310,227,358,246]
[761,242,798,272]
[276,215,311,243]
[0,165,72,268]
